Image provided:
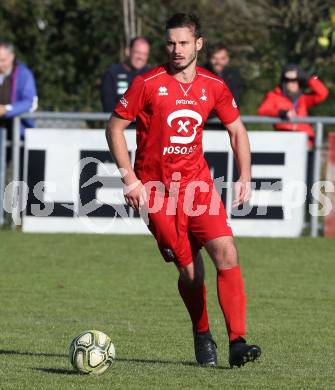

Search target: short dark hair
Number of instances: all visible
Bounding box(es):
[207,43,228,60]
[129,36,150,49]
[0,40,15,53]
[165,13,202,39]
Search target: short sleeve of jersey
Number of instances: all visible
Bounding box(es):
[213,83,240,125]
[114,75,147,121]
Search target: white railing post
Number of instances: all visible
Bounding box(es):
[0,128,6,226]
[11,117,21,230]
[310,122,323,237]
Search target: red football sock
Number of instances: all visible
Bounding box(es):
[178,278,209,333]
[217,265,246,341]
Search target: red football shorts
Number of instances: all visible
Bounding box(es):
[146,182,233,268]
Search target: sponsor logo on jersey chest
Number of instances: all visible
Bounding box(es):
[167,109,202,145]
[162,109,203,156]
[176,99,197,106]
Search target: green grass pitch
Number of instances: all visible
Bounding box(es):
[0,231,334,389]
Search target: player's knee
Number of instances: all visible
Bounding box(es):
[214,242,239,269]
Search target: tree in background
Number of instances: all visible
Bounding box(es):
[0,0,333,114]
[137,0,334,114]
[0,0,122,110]
[317,6,335,50]
[260,0,334,115]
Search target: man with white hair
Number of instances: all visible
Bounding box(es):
[0,41,38,138]
[101,37,150,113]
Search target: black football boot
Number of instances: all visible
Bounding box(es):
[229,337,261,368]
[193,330,217,366]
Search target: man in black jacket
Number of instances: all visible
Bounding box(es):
[101,37,150,113]
[204,44,243,106]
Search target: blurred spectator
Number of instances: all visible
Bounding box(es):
[204,44,244,105]
[0,41,38,138]
[101,37,150,113]
[257,64,328,148]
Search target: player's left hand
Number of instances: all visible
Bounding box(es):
[123,180,148,210]
[233,178,251,207]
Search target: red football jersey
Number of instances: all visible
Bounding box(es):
[114,64,239,189]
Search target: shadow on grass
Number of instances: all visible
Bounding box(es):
[116,357,230,370]
[0,349,67,358]
[33,368,78,375]
[34,359,230,375]
[0,349,230,371]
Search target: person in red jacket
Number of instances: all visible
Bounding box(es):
[257,64,328,148]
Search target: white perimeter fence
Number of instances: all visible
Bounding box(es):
[1,112,334,237]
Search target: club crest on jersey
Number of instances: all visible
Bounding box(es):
[158,86,168,96]
[166,109,202,145]
[200,88,207,101]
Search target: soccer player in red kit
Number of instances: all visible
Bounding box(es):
[106,13,261,367]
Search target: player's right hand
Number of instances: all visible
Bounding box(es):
[233,179,251,207]
[123,179,147,210]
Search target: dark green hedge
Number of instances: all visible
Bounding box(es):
[1,0,333,115]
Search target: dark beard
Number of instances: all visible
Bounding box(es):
[170,52,197,71]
